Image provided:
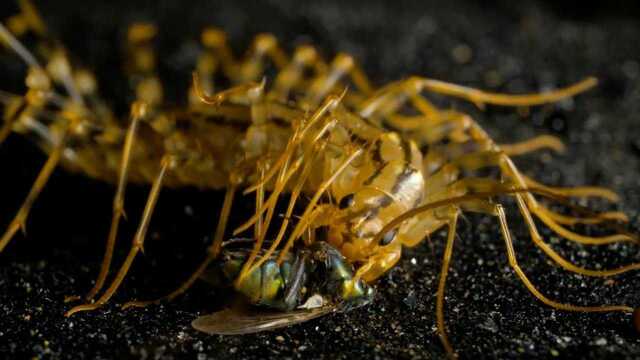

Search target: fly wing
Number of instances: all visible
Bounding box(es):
[192,306,335,335]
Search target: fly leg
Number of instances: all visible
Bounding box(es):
[65,155,176,316]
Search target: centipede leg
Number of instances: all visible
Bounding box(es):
[81,102,147,302]
[522,174,620,203]
[413,76,598,108]
[65,155,174,316]
[429,146,634,245]
[499,135,566,157]
[435,213,459,359]
[200,28,288,83]
[0,95,24,146]
[499,156,635,245]
[122,182,238,309]
[270,45,329,102]
[493,203,633,313]
[0,137,65,252]
[512,193,640,277]
[305,53,373,107]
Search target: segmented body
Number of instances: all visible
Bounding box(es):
[2,1,638,358]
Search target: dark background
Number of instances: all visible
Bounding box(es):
[1,0,640,359]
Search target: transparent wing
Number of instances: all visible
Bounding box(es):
[192,306,335,335]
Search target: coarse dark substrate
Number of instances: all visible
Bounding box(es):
[1,0,640,359]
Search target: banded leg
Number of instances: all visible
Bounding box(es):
[457,178,640,278]
[238,139,330,283]
[122,182,237,309]
[1,0,83,105]
[493,203,633,313]
[435,212,459,358]
[126,23,162,105]
[0,130,67,252]
[65,155,175,316]
[407,76,597,109]
[200,28,288,83]
[0,94,25,146]
[193,73,265,107]
[499,155,635,245]
[499,135,566,157]
[359,76,596,131]
[83,102,147,302]
[269,45,329,102]
[521,174,620,203]
[513,193,640,277]
[304,53,374,107]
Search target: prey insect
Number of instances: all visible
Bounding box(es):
[1,1,638,358]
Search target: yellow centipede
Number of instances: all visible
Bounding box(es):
[0,1,638,358]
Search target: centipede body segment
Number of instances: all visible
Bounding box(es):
[1,1,638,358]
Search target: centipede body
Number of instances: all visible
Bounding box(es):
[1,0,640,360]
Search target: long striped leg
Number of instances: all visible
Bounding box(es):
[200,28,288,83]
[126,23,163,106]
[0,133,66,252]
[122,182,237,309]
[434,212,460,359]
[0,94,24,146]
[493,203,633,313]
[304,53,374,107]
[65,155,174,316]
[411,76,598,109]
[499,155,634,245]
[499,135,566,157]
[269,45,328,102]
[82,102,147,302]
